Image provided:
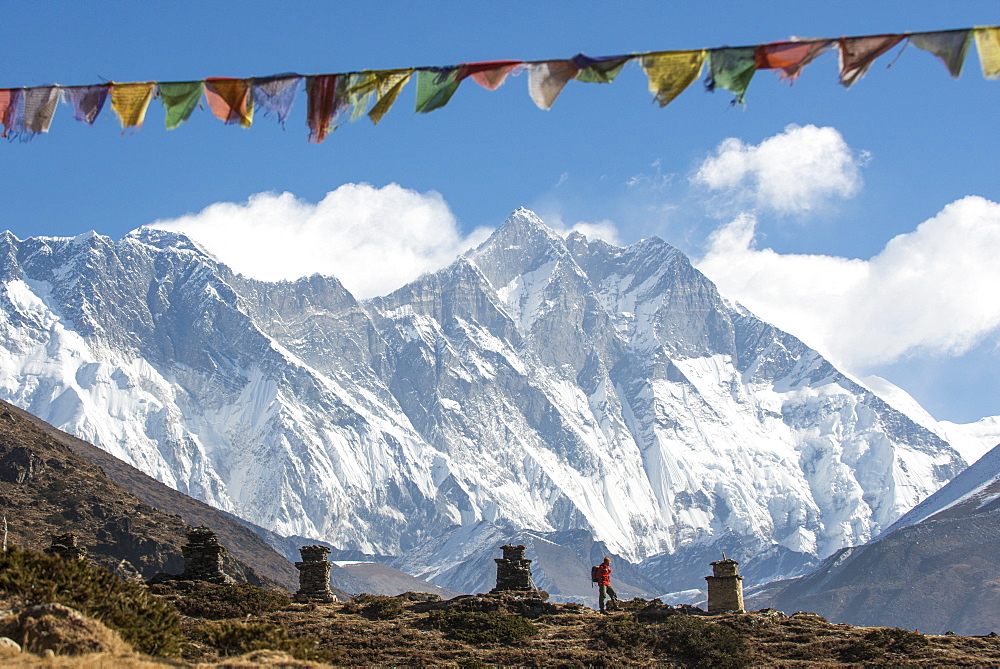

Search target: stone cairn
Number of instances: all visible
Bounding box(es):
[44,533,86,561]
[490,544,536,593]
[179,526,233,584]
[705,553,744,613]
[294,545,337,603]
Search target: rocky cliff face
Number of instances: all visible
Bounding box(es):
[0,209,968,593]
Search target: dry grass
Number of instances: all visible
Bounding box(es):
[0,590,999,666]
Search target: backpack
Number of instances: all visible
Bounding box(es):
[591,565,601,583]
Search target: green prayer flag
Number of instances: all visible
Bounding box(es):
[158,81,205,130]
[706,47,757,104]
[575,56,631,83]
[415,67,462,114]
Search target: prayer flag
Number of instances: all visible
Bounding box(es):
[706,47,757,104]
[415,67,462,113]
[339,72,378,123]
[253,74,301,125]
[368,70,411,125]
[640,50,706,108]
[23,86,60,134]
[111,82,154,129]
[754,40,833,82]
[837,35,905,87]
[205,78,253,127]
[63,84,110,124]
[305,75,341,143]
[572,54,632,83]
[911,29,972,78]
[460,60,522,90]
[974,27,1000,79]
[526,60,579,110]
[0,89,22,138]
[157,81,204,130]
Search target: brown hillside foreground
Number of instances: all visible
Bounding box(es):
[1,588,999,667]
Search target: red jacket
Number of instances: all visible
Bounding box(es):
[595,563,612,585]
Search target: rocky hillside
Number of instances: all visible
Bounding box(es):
[0,398,284,587]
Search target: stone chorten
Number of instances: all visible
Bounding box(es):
[294,545,337,603]
[180,526,234,584]
[45,533,86,561]
[705,554,744,613]
[490,544,536,593]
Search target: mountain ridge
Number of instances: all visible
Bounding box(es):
[0,209,975,596]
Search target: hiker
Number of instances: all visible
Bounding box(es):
[594,557,619,613]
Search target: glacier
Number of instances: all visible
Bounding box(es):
[0,210,984,594]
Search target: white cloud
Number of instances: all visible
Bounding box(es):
[149,183,492,299]
[563,219,622,245]
[537,210,623,246]
[696,196,1000,370]
[694,124,866,215]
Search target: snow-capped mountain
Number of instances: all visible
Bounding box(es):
[0,209,970,593]
[748,440,1000,634]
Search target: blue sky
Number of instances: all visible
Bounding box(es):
[2,1,998,424]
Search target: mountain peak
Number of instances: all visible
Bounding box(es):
[126,227,213,256]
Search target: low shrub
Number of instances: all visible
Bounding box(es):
[171,582,291,619]
[864,627,929,653]
[353,594,407,620]
[426,609,538,644]
[197,620,319,660]
[597,614,753,668]
[0,547,182,656]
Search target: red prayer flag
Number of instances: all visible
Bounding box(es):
[755,40,833,82]
[306,75,340,144]
[458,60,523,90]
[0,89,13,135]
[838,35,906,87]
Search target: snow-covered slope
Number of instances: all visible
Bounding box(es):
[0,211,971,593]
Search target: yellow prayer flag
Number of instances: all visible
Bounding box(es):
[974,27,1000,79]
[111,82,154,129]
[641,50,706,108]
[368,71,412,125]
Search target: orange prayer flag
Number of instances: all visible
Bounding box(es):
[205,78,254,127]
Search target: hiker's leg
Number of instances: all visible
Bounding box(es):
[608,585,619,602]
[599,584,607,611]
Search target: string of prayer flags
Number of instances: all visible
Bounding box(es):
[63,84,110,124]
[706,47,757,104]
[573,54,632,83]
[23,86,61,134]
[305,74,341,143]
[368,70,411,124]
[205,78,253,127]
[253,74,301,125]
[640,50,706,108]
[911,29,973,78]
[837,35,906,87]
[111,82,154,129]
[157,81,204,130]
[974,27,1000,79]
[0,24,996,143]
[460,60,522,90]
[527,60,579,109]
[754,40,833,82]
[415,67,463,113]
